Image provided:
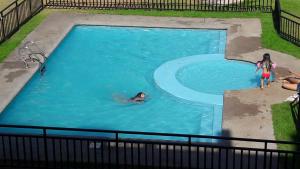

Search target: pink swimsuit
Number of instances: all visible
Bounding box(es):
[262,72,270,79]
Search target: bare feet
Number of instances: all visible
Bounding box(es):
[278,77,286,80]
[282,80,288,83]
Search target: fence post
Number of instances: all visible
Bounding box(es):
[273,0,281,32]
[43,128,49,167]
[0,12,5,40]
[188,136,191,169]
[116,132,119,168]
[263,142,268,169]
[29,0,32,13]
[298,91,300,119]
[15,0,20,30]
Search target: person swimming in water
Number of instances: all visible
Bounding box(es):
[129,92,146,103]
[113,92,146,104]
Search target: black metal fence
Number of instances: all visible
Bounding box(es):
[273,0,300,46]
[0,0,300,46]
[1,0,300,47]
[0,0,43,43]
[0,0,274,45]
[0,124,300,169]
[44,0,273,12]
[278,11,300,46]
[290,93,300,129]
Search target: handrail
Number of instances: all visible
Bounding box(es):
[0,0,22,14]
[1,132,300,154]
[1,124,300,145]
[281,10,300,20]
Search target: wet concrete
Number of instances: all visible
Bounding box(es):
[1,13,300,147]
[4,70,27,82]
[2,61,25,69]
[223,96,262,119]
[227,36,261,57]
[229,24,240,34]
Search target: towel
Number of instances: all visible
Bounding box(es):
[285,93,299,102]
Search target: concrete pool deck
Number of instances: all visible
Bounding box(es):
[0,13,300,146]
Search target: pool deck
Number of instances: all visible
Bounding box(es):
[1,13,300,147]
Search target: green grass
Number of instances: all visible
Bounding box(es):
[0,0,15,10]
[281,0,300,16]
[272,102,300,151]
[0,10,50,61]
[1,9,300,62]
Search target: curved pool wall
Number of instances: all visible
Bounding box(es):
[154,54,224,105]
[0,25,261,140]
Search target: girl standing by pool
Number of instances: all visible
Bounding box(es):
[256,53,276,89]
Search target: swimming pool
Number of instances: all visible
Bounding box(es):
[0,26,261,138]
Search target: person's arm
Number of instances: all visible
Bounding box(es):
[293,72,300,77]
[289,70,300,77]
[255,62,261,72]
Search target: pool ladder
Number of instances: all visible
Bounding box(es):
[18,41,47,75]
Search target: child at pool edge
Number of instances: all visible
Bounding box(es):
[256,53,276,89]
[129,92,146,103]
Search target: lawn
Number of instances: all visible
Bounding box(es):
[272,102,300,151]
[0,0,15,10]
[281,0,300,16]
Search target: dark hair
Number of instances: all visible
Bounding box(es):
[260,53,273,71]
[135,92,144,98]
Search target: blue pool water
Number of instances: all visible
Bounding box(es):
[177,59,260,95]
[0,26,262,138]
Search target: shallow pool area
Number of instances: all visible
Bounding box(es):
[176,59,261,95]
[0,26,263,137]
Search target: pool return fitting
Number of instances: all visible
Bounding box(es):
[18,41,47,75]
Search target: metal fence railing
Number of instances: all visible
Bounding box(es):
[0,0,274,45]
[290,93,300,126]
[44,0,273,12]
[273,0,300,46]
[279,11,300,46]
[0,124,300,169]
[0,0,299,46]
[0,0,43,44]
[0,1,299,169]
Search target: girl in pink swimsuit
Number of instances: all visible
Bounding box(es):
[256,53,275,89]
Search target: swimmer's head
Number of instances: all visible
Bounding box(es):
[136,92,145,98]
